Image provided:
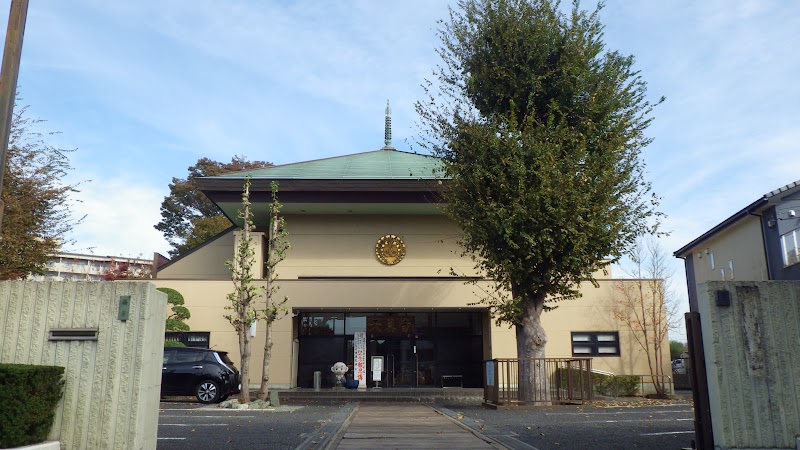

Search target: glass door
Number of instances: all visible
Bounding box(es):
[415,339,435,387]
[369,337,418,387]
[389,339,416,387]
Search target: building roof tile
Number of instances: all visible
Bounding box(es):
[210,149,444,180]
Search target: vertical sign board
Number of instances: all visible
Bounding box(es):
[486,360,494,387]
[118,296,131,321]
[354,331,367,389]
[371,356,384,382]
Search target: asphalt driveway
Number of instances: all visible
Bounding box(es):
[437,401,695,450]
[157,399,695,450]
[157,401,347,450]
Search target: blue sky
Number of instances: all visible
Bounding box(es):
[3,1,799,339]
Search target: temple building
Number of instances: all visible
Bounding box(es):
[153,104,669,389]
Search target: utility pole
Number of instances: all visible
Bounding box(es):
[0,0,29,233]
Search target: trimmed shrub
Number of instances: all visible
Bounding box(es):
[615,375,641,397]
[164,340,187,347]
[0,364,65,448]
[593,372,640,397]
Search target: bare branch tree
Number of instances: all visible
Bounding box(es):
[612,236,679,397]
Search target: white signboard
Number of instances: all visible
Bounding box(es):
[354,331,367,389]
[371,356,384,382]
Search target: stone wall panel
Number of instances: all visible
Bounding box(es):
[0,281,166,450]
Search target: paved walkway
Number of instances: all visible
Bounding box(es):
[331,403,508,450]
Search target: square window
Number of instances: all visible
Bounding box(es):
[571,332,620,357]
[781,229,800,267]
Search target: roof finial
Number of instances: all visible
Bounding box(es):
[383,99,393,149]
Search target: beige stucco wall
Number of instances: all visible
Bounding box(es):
[154,212,666,389]
[156,231,236,280]
[486,279,671,388]
[0,281,166,450]
[684,216,768,284]
[153,279,493,386]
[154,277,667,388]
[158,214,611,281]
[279,214,479,278]
[698,281,800,449]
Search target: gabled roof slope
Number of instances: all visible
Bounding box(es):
[209,149,444,180]
[674,178,800,257]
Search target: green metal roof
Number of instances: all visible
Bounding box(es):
[212,149,444,180]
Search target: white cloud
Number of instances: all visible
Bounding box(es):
[0,0,796,329]
[63,176,170,258]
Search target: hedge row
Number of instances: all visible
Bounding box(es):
[593,372,641,397]
[0,364,65,448]
[557,368,641,397]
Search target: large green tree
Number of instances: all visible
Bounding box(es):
[417,0,662,399]
[0,106,80,280]
[155,157,271,257]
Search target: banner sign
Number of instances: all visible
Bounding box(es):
[354,331,367,389]
[366,316,415,337]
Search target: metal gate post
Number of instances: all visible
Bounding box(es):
[686,312,714,449]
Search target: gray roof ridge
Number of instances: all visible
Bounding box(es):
[766,178,800,198]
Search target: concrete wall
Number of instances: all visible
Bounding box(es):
[0,281,166,450]
[697,281,800,449]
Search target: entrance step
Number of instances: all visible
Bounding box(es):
[278,387,483,403]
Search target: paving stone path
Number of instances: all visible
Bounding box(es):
[331,403,508,450]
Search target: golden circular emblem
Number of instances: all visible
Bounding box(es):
[375,234,406,265]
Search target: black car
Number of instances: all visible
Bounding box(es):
[162,346,241,403]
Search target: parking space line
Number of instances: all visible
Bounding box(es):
[545,410,691,416]
[160,407,277,412]
[157,437,187,440]
[601,404,692,409]
[160,408,213,411]
[159,423,229,426]
[160,415,251,419]
[583,418,693,423]
[641,431,694,436]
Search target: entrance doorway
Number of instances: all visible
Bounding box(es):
[296,311,483,388]
[368,338,435,387]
